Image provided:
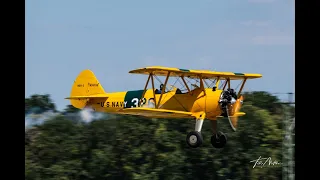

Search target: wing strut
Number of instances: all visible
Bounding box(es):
[181,76,191,93]
[215,77,220,89]
[151,73,157,105]
[237,78,247,97]
[140,73,151,105]
[199,75,206,96]
[222,80,228,90]
[157,72,170,108]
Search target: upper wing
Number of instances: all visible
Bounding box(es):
[129,66,262,80]
[117,107,193,118]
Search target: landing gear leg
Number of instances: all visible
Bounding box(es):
[210,120,227,148]
[186,118,204,148]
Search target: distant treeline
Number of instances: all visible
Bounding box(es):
[25,92,294,180]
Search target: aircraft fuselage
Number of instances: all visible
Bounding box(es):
[87,88,223,119]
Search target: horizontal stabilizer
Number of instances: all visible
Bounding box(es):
[65,94,108,99]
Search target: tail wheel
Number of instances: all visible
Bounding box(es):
[186,131,203,148]
[211,131,227,148]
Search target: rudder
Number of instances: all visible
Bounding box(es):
[69,69,107,109]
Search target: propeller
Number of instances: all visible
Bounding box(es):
[226,95,245,131]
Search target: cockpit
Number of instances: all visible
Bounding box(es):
[155,84,187,94]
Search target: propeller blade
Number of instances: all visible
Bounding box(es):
[227,95,244,131]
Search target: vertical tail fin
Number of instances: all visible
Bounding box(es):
[67,70,107,109]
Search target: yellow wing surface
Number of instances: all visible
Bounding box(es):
[118,108,193,118]
[118,108,209,120]
[129,66,262,80]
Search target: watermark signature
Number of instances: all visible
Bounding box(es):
[250,156,282,168]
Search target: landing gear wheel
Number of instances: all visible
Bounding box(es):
[211,131,227,148]
[186,131,203,148]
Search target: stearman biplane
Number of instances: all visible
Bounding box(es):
[66,66,262,148]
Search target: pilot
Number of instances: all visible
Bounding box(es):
[160,84,164,91]
[155,84,163,94]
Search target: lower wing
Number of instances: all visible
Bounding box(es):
[217,112,246,118]
[117,108,193,118]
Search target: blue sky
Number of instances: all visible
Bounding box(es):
[26,0,295,111]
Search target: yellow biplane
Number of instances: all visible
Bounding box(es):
[66,66,262,148]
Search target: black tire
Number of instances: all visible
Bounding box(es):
[211,131,227,148]
[186,131,203,148]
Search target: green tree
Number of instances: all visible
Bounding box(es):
[25,94,57,114]
[25,92,289,180]
[243,91,282,115]
[63,104,81,114]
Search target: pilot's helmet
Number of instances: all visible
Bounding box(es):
[160,84,164,90]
